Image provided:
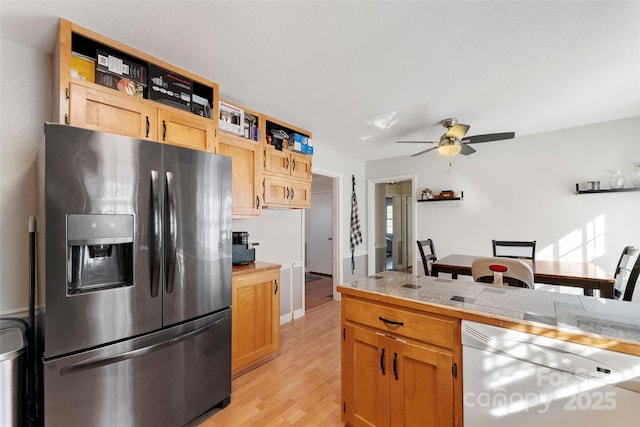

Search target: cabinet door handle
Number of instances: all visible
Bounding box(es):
[256,196,260,209]
[162,120,167,141]
[379,316,404,327]
[393,352,399,380]
[274,279,278,295]
[285,157,290,170]
[286,187,290,199]
[290,187,295,199]
[145,116,150,138]
[380,348,386,376]
[292,158,296,171]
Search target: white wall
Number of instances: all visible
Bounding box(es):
[0,39,51,314]
[366,116,640,276]
[313,145,367,280]
[233,209,305,321]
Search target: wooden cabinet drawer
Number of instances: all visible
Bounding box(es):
[344,297,456,349]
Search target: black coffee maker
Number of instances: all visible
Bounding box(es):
[232,231,256,265]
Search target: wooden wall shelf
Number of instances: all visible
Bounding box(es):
[418,191,463,202]
[418,197,463,202]
[575,184,640,195]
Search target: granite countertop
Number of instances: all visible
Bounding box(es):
[338,271,640,353]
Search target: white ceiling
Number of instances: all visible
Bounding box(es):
[1,1,639,161]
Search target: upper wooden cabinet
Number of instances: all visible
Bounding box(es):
[54,19,218,152]
[262,116,313,208]
[69,80,157,141]
[157,108,215,152]
[218,100,264,217]
[263,175,311,209]
[264,146,313,180]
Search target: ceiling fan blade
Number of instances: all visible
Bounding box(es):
[410,146,438,157]
[396,140,438,144]
[444,123,470,140]
[459,144,476,155]
[463,132,515,144]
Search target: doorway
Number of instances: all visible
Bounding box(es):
[368,175,416,275]
[384,182,412,271]
[305,173,338,310]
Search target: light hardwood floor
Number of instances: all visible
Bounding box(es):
[305,273,334,310]
[199,300,344,426]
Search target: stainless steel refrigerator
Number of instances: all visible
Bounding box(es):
[36,123,233,426]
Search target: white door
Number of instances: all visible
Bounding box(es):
[403,194,413,268]
[308,192,333,275]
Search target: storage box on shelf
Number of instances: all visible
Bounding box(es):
[262,116,313,209]
[218,99,264,217]
[54,19,218,152]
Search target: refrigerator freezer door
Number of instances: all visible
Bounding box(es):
[44,309,231,427]
[41,124,163,358]
[162,145,232,326]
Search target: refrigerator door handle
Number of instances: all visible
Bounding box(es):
[59,317,225,375]
[150,170,162,297]
[165,171,177,294]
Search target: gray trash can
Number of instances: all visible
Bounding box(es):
[0,319,27,427]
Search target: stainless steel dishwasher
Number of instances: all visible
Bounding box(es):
[462,320,640,426]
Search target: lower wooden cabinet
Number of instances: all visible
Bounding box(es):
[232,267,280,376]
[341,296,461,427]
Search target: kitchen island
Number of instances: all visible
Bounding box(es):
[337,271,640,427]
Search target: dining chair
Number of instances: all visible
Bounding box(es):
[492,240,537,260]
[471,257,534,288]
[613,246,640,301]
[416,239,437,276]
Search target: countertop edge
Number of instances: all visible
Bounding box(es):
[232,261,282,277]
[337,284,640,357]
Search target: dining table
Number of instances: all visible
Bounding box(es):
[430,254,616,298]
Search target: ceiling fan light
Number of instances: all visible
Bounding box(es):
[437,143,462,157]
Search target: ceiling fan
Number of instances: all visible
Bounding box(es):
[396,118,515,157]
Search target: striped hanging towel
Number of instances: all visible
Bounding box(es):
[350,175,362,274]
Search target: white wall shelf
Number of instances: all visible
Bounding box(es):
[575,184,640,195]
